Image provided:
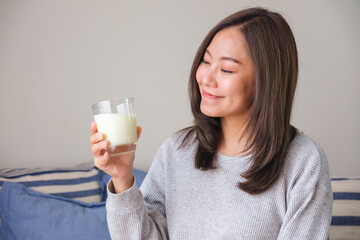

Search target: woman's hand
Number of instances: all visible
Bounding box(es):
[90,121,142,193]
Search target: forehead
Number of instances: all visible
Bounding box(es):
[206,26,250,58]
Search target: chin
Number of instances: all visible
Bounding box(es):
[200,105,221,118]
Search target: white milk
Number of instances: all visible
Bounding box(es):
[94,113,137,147]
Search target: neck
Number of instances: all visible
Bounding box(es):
[218,116,250,157]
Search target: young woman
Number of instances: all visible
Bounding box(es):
[90,7,333,239]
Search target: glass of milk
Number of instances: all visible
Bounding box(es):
[92,97,137,155]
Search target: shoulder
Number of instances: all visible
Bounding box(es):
[287,131,326,164]
[284,131,330,192]
[159,127,197,151]
[154,128,198,161]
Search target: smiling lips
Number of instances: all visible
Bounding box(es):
[202,90,224,99]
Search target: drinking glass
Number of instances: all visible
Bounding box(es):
[92,97,137,155]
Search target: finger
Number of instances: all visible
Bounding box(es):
[90,121,98,134]
[89,132,105,144]
[94,152,110,169]
[91,140,109,156]
[136,126,142,141]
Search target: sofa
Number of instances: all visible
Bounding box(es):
[0,162,358,240]
[329,177,360,239]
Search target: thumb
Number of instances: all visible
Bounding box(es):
[136,126,142,141]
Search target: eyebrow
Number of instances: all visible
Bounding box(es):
[205,49,240,64]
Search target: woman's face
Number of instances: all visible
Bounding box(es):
[196,26,255,122]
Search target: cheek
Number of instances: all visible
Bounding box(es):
[195,65,205,85]
[244,75,255,99]
[224,77,254,102]
[240,80,255,107]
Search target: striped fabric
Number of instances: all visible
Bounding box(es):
[1,163,359,238]
[329,178,360,240]
[0,162,104,203]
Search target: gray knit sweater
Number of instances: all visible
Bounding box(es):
[106,131,333,239]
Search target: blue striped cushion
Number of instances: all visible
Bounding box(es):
[0,162,147,203]
[0,162,105,203]
[0,163,148,238]
[330,177,360,240]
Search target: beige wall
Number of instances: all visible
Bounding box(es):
[0,0,359,177]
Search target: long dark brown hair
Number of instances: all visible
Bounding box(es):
[180,7,298,194]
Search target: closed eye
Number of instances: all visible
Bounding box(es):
[221,69,234,73]
[202,60,210,65]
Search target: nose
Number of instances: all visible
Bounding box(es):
[200,65,218,88]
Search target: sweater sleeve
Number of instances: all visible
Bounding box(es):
[105,143,169,240]
[277,144,333,240]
